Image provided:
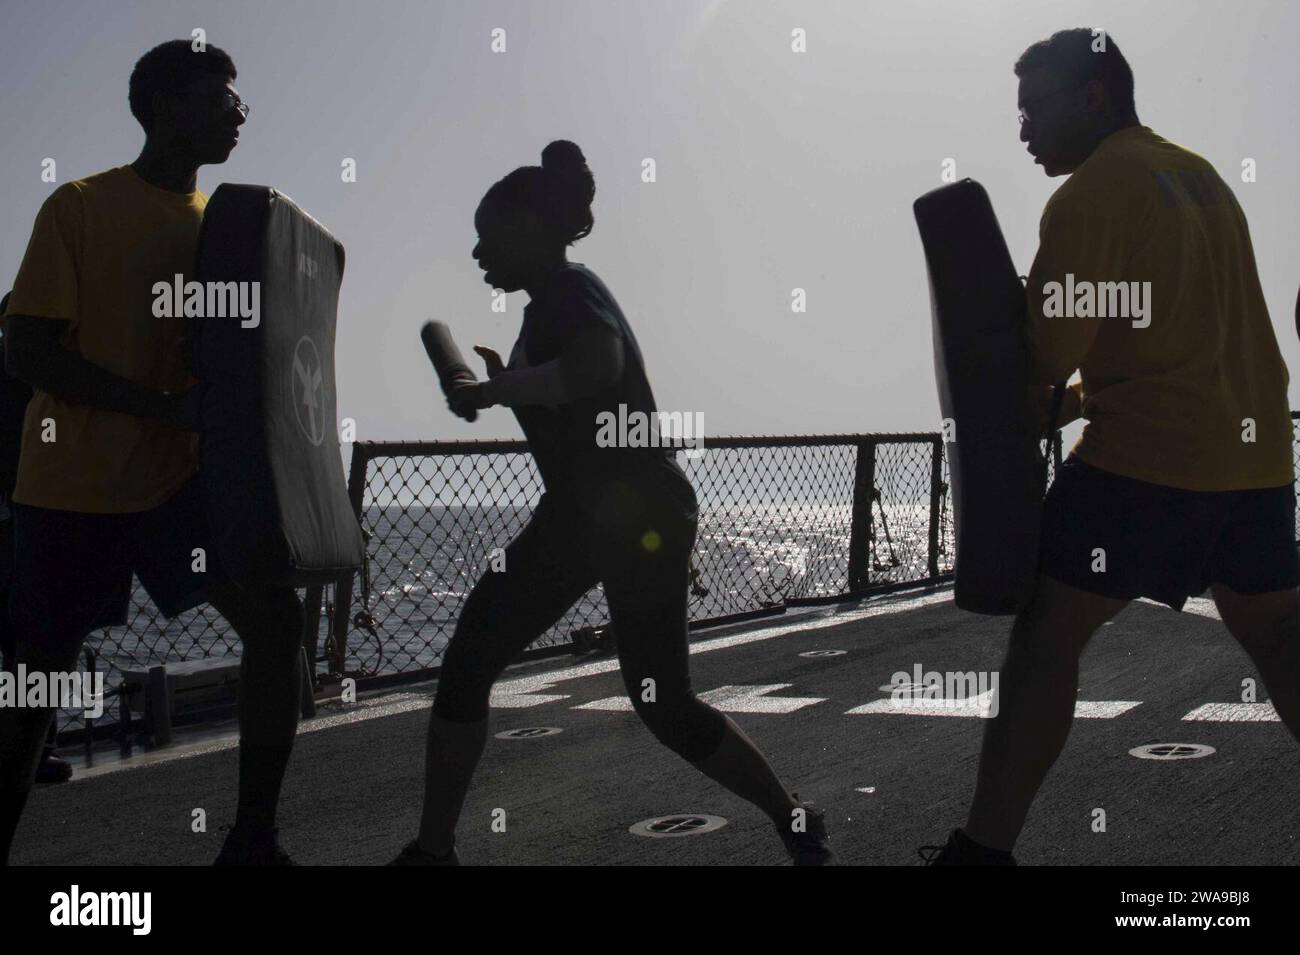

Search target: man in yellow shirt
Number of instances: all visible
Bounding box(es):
[0,41,305,865]
[926,29,1300,864]
[0,290,72,785]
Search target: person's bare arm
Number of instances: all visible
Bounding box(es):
[466,323,624,410]
[4,314,196,428]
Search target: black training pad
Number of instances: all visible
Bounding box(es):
[914,179,1043,615]
[193,185,363,588]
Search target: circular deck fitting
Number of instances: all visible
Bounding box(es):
[629,814,729,838]
[494,726,563,740]
[1129,742,1216,761]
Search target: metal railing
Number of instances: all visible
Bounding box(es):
[317,434,969,680]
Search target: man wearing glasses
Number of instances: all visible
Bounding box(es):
[0,40,306,865]
[925,28,1298,864]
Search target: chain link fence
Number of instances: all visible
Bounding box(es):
[322,435,957,680]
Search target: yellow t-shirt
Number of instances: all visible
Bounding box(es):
[3,165,206,513]
[1025,126,1292,492]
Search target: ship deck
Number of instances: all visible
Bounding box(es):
[12,583,1299,866]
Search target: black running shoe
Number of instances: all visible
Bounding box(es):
[919,828,1017,866]
[35,747,73,784]
[777,795,835,866]
[213,826,295,866]
[388,840,460,866]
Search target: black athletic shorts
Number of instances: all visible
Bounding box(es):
[1039,455,1300,611]
[7,475,221,640]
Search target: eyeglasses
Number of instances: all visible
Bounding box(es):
[218,91,250,118]
[1017,84,1076,127]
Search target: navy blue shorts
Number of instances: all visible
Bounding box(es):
[1040,456,1300,610]
[7,475,222,642]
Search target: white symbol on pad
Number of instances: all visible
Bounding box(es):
[291,336,326,446]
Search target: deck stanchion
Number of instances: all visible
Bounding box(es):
[847,439,877,592]
[331,443,371,677]
[928,437,943,579]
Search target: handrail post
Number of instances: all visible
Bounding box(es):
[331,443,370,677]
[847,439,877,592]
[302,585,323,676]
[928,436,942,579]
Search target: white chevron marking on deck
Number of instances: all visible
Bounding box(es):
[1182,702,1279,722]
[697,684,828,712]
[845,695,1141,719]
[846,690,996,718]
[573,684,827,713]
[571,696,634,711]
[1073,700,1144,718]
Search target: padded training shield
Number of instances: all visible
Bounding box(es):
[913,179,1043,615]
[193,185,364,588]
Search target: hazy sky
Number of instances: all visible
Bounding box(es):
[1,0,1296,448]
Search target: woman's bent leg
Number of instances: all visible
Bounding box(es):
[414,502,598,856]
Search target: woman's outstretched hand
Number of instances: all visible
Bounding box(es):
[473,345,505,379]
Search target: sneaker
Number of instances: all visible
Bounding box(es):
[388,839,460,866]
[918,828,1017,866]
[35,747,73,784]
[213,826,296,866]
[777,795,835,866]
